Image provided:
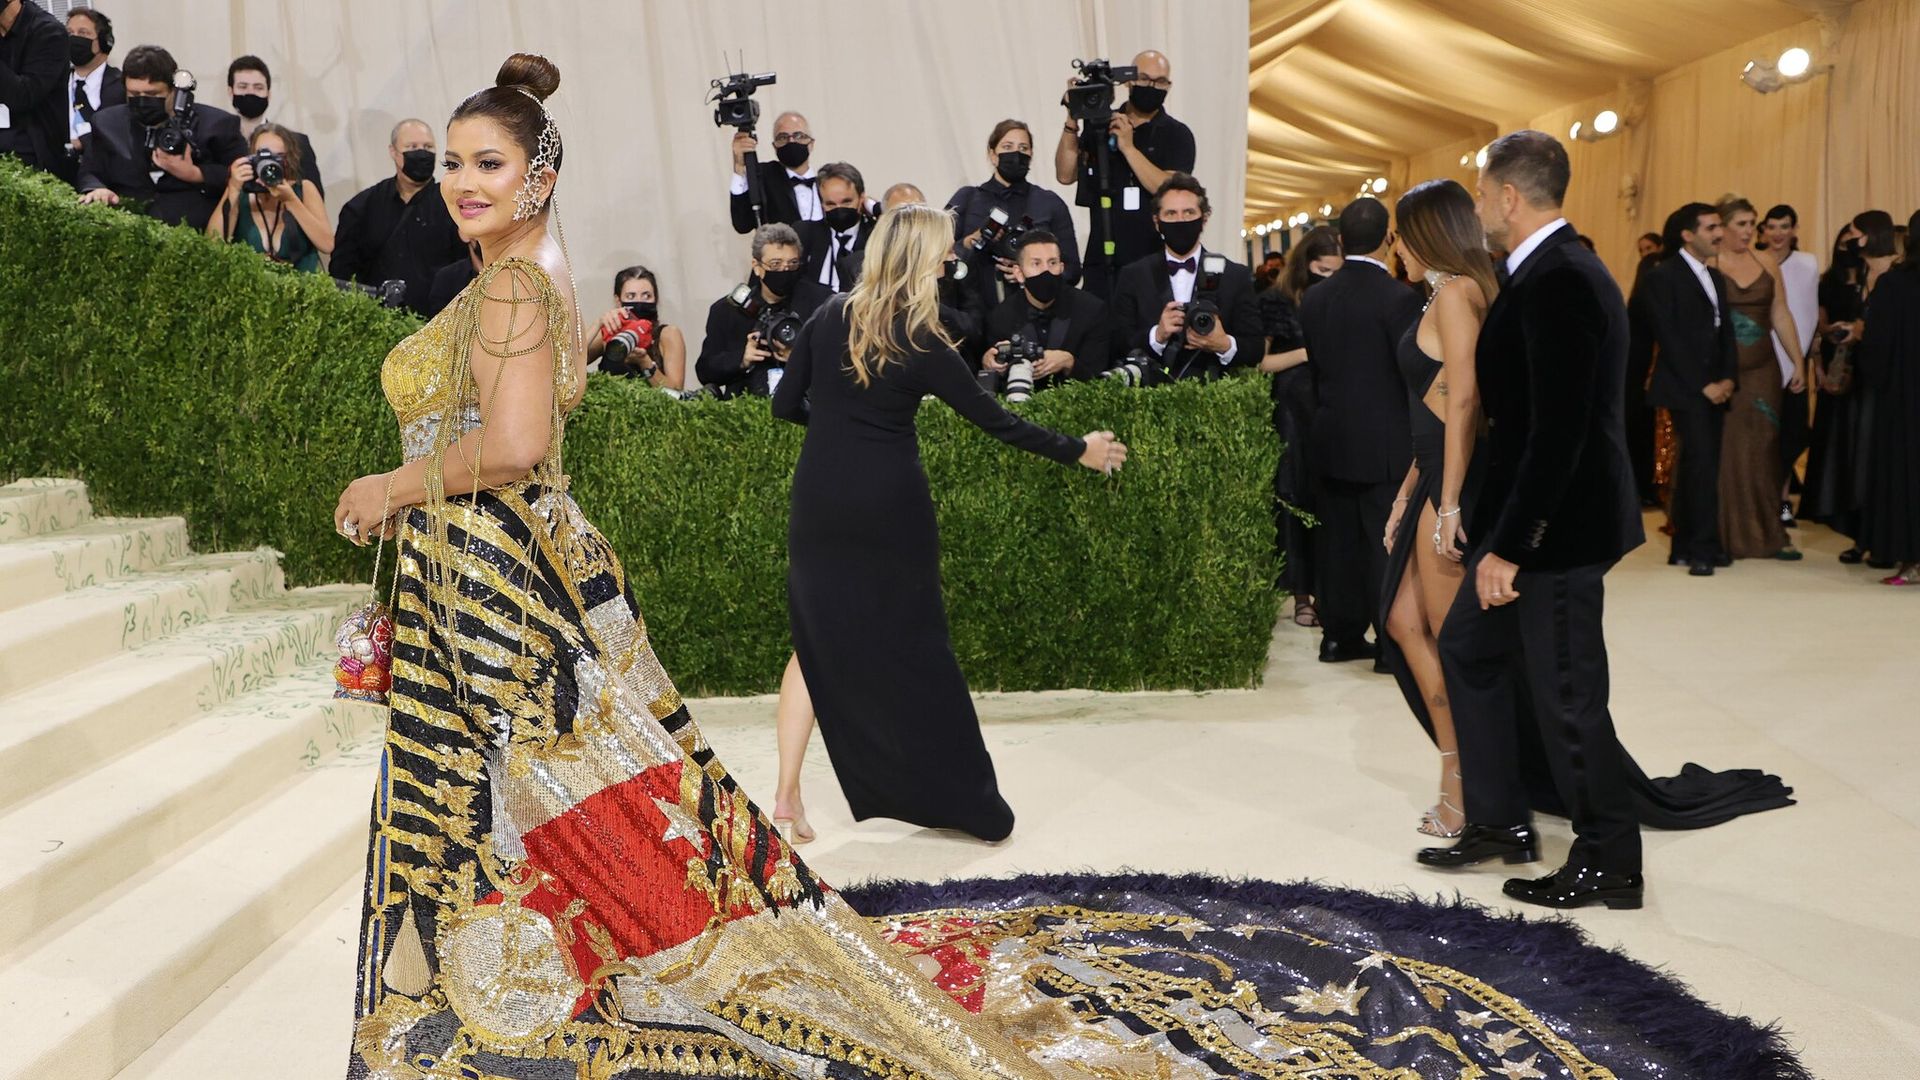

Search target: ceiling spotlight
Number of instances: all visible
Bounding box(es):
[1474,146,1489,169]
[1240,228,1249,239]
[1593,110,1619,135]
[1742,59,1782,93]
[1459,153,1471,166]
[1778,47,1811,79]
[1320,203,1332,216]
[1254,224,1268,236]
[1370,177,1388,194]
[1570,121,1583,140]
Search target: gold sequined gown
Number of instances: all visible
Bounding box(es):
[350,257,1684,1080]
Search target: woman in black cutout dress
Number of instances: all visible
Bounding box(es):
[772,204,1124,841]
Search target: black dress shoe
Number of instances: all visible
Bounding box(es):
[1503,862,1645,910]
[1869,557,1896,570]
[1416,823,1538,868]
[1689,561,1714,577]
[1839,547,1865,565]
[1318,638,1378,664]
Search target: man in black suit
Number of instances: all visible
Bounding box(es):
[76,44,245,230]
[1633,203,1737,574]
[332,118,472,316]
[64,7,123,166]
[979,229,1110,392]
[1418,130,1648,911]
[1108,172,1260,385]
[1297,196,1422,663]
[695,223,832,399]
[796,161,872,292]
[0,0,76,185]
[226,55,320,195]
[727,110,824,234]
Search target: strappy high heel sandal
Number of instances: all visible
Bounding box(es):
[1418,751,1465,838]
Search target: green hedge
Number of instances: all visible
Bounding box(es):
[0,161,1281,694]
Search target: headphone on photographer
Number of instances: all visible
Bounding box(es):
[75,8,115,54]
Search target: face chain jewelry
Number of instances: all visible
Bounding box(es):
[510,87,562,222]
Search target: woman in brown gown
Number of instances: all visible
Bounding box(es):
[1712,197,1807,560]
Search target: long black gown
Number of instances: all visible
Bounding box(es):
[1802,274,1870,539]
[1380,322,1797,828]
[772,297,1086,841]
[1261,286,1317,596]
[1857,264,1920,563]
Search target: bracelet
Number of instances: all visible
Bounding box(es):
[1437,507,1462,518]
[1392,496,1410,504]
[1064,123,1079,134]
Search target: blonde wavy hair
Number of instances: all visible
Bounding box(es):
[844,203,959,386]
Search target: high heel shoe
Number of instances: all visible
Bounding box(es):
[1417,752,1465,838]
[772,816,816,846]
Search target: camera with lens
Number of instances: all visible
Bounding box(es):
[754,307,802,354]
[1179,256,1230,339]
[332,277,409,309]
[601,306,659,374]
[244,147,284,194]
[141,69,199,156]
[1000,332,1044,403]
[710,69,777,131]
[1103,348,1153,387]
[968,207,1036,266]
[1065,57,1140,124]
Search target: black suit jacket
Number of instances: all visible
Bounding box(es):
[729,158,815,234]
[1632,255,1736,411]
[0,0,77,184]
[78,102,246,230]
[1473,224,1644,570]
[69,66,124,161]
[984,287,1112,386]
[1298,260,1423,483]
[694,279,833,397]
[796,217,873,291]
[1108,248,1261,383]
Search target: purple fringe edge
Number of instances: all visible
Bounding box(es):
[838,870,1811,1080]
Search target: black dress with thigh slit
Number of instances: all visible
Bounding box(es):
[773,297,1085,841]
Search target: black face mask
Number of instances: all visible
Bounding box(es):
[760,267,801,297]
[129,97,169,127]
[775,141,811,170]
[1129,85,1168,114]
[400,149,436,183]
[232,93,269,120]
[1158,218,1204,256]
[823,206,862,233]
[68,35,97,67]
[623,301,658,322]
[996,151,1031,185]
[1022,270,1062,304]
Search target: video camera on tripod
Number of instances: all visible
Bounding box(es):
[710,65,779,227]
[1064,58,1140,126]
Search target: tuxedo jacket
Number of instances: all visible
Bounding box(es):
[1632,255,1736,411]
[1108,248,1261,383]
[694,279,834,398]
[0,0,76,184]
[796,217,873,290]
[729,158,811,234]
[984,287,1112,385]
[77,102,246,230]
[1298,260,1422,484]
[1473,224,1644,570]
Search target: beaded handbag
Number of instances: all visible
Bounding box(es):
[334,475,398,704]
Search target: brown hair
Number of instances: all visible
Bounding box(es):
[987,119,1031,151]
[449,53,564,193]
[1281,226,1340,304]
[1484,130,1570,209]
[1396,179,1498,303]
[248,123,305,188]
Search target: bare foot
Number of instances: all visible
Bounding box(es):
[772,794,816,845]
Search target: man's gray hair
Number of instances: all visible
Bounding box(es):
[817,161,865,194]
[1483,129,1570,211]
[751,222,802,263]
[390,118,433,148]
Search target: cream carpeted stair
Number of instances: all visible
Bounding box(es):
[0,478,383,1080]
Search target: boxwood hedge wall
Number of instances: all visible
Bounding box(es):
[0,161,1281,694]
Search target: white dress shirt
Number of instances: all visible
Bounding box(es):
[1771,248,1817,386]
[1149,247,1237,365]
[1503,217,1570,278]
[69,63,108,142]
[819,227,857,288]
[1345,255,1389,272]
[729,166,822,221]
[1678,248,1721,327]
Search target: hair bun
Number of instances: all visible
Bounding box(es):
[496,53,560,102]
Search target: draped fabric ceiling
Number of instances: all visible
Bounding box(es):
[1246,0,1854,225]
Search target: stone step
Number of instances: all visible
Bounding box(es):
[0,584,370,812]
[0,664,382,959]
[0,477,92,541]
[0,760,371,1080]
[0,514,191,613]
[0,548,285,699]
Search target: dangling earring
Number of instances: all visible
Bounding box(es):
[512,172,546,222]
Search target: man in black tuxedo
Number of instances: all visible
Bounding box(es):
[1108,172,1259,385]
[0,0,76,185]
[695,223,832,399]
[979,229,1110,392]
[1297,196,1421,663]
[76,44,245,230]
[796,161,872,292]
[64,7,124,166]
[1418,130,1648,911]
[1633,203,1737,574]
[726,110,824,234]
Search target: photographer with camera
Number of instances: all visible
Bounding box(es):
[696,223,831,398]
[1054,50,1194,299]
[979,230,1109,398]
[76,45,245,230]
[797,161,871,292]
[727,108,824,234]
[204,121,331,271]
[1109,173,1259,384]
[587,264,686,392]
[331,119,469,315]
[947,119,1080,303]
[226,55,320,195]
[0,0,75,184]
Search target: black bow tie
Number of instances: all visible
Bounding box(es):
[789,175,816,187]
[1166,257,1196,275]
[1496,264,1512,287]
